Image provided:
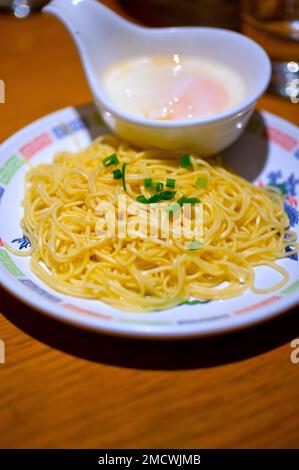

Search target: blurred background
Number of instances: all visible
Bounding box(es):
[1,0,298,99]
[0,0,298,134]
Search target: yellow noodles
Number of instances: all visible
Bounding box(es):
[18,135,298,311]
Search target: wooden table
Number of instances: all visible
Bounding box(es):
[0,4,299,449]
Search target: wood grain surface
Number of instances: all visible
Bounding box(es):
[0,2,299,449]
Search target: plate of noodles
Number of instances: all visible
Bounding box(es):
[0,104,298,338]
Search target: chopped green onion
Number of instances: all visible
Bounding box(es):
[177,196,200,206]
[103,153,119,167]
[180,154,192,169]
[136,195,149,204]
[137,190,177,204]
[195,177,208,189]
[155,182,164,192]
[180,299,211,305]
[153,190,176,202]
[113,169,122,180]
[148,191,176,203]
[187,240,203,250]
[167,195,200,213]
[280,183,287,195]
[166,178,176,188]
[144,178,153,189]
[121,163,127,192]
[148,193,160,203]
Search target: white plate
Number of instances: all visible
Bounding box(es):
[0,104,299,339]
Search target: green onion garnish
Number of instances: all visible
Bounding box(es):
[180,299,211,305]
[187,240,203,250]
[103,153,119,167]
[154,190,176,201]
[177,196,200,206]
[155,182,164,192]
[144,178,153,189]
[166,178,176,188]
[180,154,192,169]
[113,169,122,180]
[148,193,160,203]
[136,190,176,204]
[279,182,287,195]
[121,163,127,192]
[136,195,149,204]
[148,190,176,203]
[195,177,208,189]
[167,195,200,213]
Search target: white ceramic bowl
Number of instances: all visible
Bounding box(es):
[44,0,271,156]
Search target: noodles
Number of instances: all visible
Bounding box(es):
[17,135,298,312]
